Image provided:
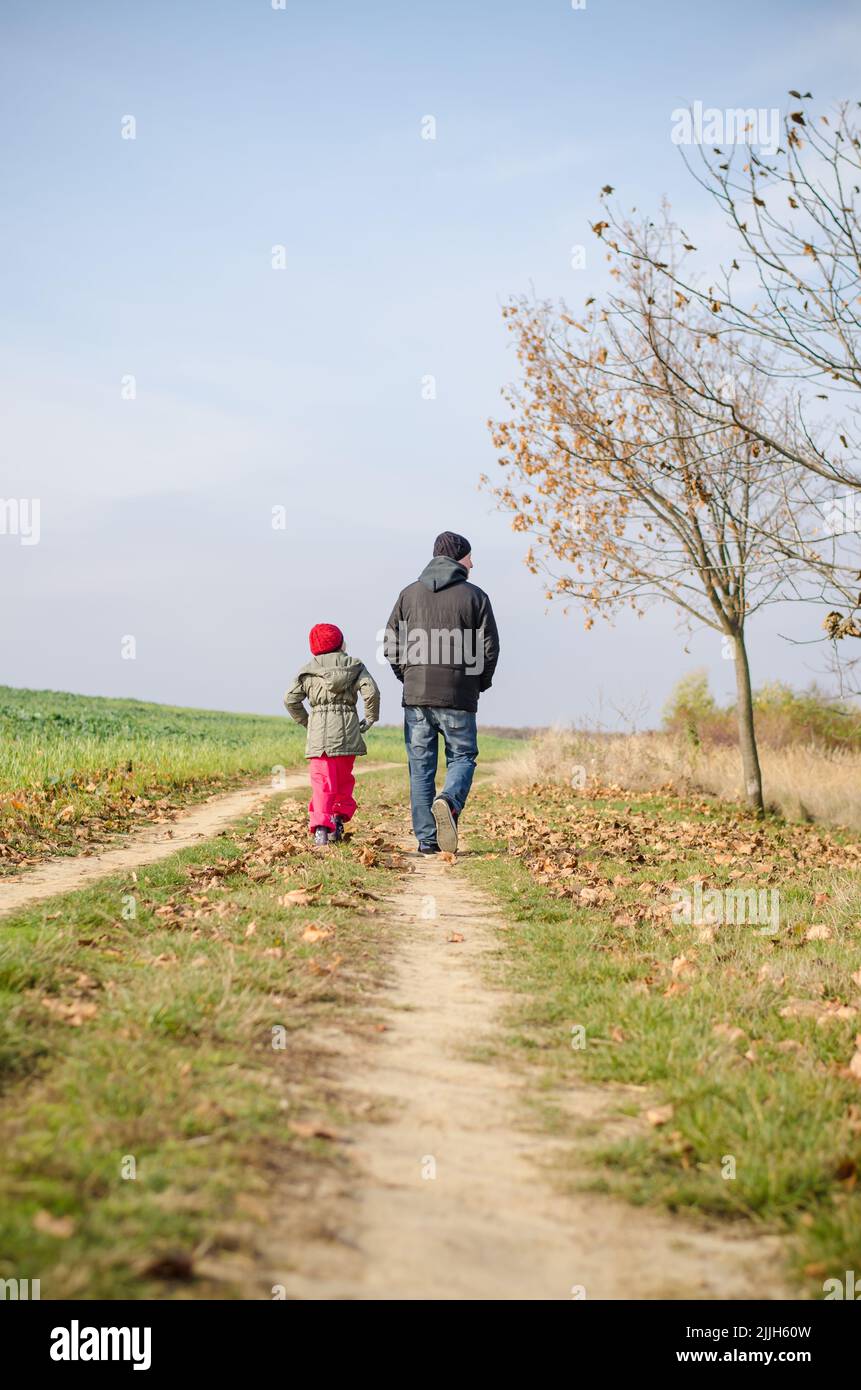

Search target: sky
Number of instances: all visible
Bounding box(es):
[1,0,858,728]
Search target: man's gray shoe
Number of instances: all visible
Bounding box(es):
[418,843,440,856]
[431,796,458,853]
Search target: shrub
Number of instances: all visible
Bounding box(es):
[662,673,861,752]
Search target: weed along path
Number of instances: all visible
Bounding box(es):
[0,764,396,920]
[261,838,791,1302]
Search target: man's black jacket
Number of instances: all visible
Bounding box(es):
[385,556,500,713]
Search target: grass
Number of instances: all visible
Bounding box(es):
[0,769,410,1298]
[15,707,844,1295]
[497,725,861,829]
[0,686,307,872]
[0,686,517,871]
[463,778,861,1292]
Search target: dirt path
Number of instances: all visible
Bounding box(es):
[0,764,395,920]
[261,839,791,1301]
[2,770,793,1297]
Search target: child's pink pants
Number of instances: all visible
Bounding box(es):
[308,755,357,832]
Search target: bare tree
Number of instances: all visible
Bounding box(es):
[596,96,861,659]
[485,254,804,814]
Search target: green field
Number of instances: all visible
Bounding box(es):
[0,687,303,872]
[0,686,515,872]
[0,686,310,791]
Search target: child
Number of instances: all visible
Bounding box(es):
[284,623,381,846]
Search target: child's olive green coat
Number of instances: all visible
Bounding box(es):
[284,651,381,758]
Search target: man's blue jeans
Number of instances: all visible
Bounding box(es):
[404,706,479,848]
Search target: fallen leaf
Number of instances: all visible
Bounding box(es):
[671,954,697,978]
[805,924,832,941]
[780,998,826,1019]
[33,1210,76,1239]
[645,1103,674,1127]
[278,889,316,907]
[40,997,98,1026]
[816,1004,858,1027]
[301,923,333,943]
[307,954,342,975]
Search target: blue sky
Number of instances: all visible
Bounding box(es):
[1,0,858,726]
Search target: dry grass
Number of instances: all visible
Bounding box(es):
[496,728,861,829]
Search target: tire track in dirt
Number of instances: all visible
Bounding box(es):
[259,837,793,1301]
[0,763,397,919]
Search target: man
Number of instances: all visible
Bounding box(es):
[385,531,500,855]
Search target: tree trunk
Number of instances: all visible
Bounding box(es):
[732,631,764,816]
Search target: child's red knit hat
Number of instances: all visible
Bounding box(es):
[309,623,344,656]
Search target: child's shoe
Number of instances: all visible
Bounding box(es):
[313,826,330,847]
[332,815,345,843]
